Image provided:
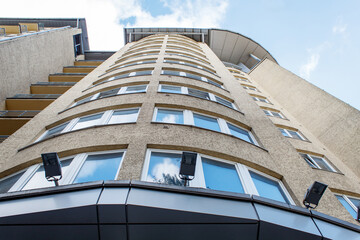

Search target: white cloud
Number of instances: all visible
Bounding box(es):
[2,0,228,50]
[299,42,330,79]
[332,17,347,35]
[299,53,320,79]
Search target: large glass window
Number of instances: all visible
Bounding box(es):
[155,109,184,124]
[108,109,139,124]
[193,113,220,132]
[202,158,244,193]
[161,70,223,89]
[1,151,125,193]
[143,150,294,204]
[146,152,183,186]
[154,108,256,145]
[263,109,284,119]
[336,195,359,219]
[279,128,306,141]
[250,171,290,204]
[227,123,254,144]
[72,113,103,131]
[37,108,140,142]
[73,152,123,183]
[299,153,336,172]
[159,84,236,110]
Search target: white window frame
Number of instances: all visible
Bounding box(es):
[36,108,140,142]
[300,153,337,172]
[158,84,236,110]
[142,149,294,204]
[153,107,257,145]
[279,128,306,141]
[8,149,126,192]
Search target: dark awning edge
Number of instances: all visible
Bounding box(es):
[0,180,359,240]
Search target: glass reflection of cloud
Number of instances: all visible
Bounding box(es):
[147,157,179,182]
[76,160,107,180]
[161,114,177,123]
[108,110,138,124]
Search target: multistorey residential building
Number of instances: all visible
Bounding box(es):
[0,27,359,239]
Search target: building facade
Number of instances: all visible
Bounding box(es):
[0,27,359,239]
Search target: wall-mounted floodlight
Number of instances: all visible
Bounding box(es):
[41,152,62,186]
[357,205,360,222]
[303,181,328,209]
[179,152,197,186]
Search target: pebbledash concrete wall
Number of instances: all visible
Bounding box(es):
[249,59,360,178]
[0,34,359,225]
[0,27,81,110]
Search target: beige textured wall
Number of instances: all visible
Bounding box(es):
[0,35,359,225]
[249,59,360,178]
[0,27,80,110]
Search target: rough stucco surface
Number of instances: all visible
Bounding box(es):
[249,59,360,178]
[0,35,359,225]
[0,27,79,110]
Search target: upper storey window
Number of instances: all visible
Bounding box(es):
[166,45,206,58]
[158,84,236,109]
[278,127,306,141]
[153,107,257,145]
[95,70,153,86]
[73,84,148,107]
[37,108,140,142]
[252,96,270,104]
[263,109,285,119]
[335,195,360,219]
[299,153,337,172]
[115,52,159,64]
[165,51,211,66]
[101,60,157,77]
[163,59,217,76]
[0,150,125,193]
[142,149,294,204]
[161,70,223,89]
[242,85,260,92]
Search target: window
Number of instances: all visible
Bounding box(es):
[155,109,184,124]
[299,153,336,172]
[37,108,140,142]
[163,59,217,76]
[161,70,223,89]
[0,171,25,194]
[158,84,236,110]
[252,96,270,103]
[96,70,153,86]
[3,150,125,192]
[142,149,294,204]
[243,86,260,92]
[100,60,157,77]
[263,110,284,119]
[165,52,211,66]
[154,108,257,145]
[73,85,147,107]
[279,128,306,141]
[336,195,360,219]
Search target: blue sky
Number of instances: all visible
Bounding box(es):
[4,0,360,109]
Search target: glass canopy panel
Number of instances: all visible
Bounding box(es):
[72,113,103,131]
[73,152,123,183]
[227,123,253,144]
[201,158,244,193]
[146,152,183,186]
[156,109,184,124]
[108,109,139,124]
[193,113,220,132]
[250,171,290,204]
[22,159,73,190]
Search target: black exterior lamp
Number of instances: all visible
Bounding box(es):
[357,205,360,222]
[41,152,62,186]
[303,181,328,209]
[179,152,197,186]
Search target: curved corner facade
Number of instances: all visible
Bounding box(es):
[0,31,359,239]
